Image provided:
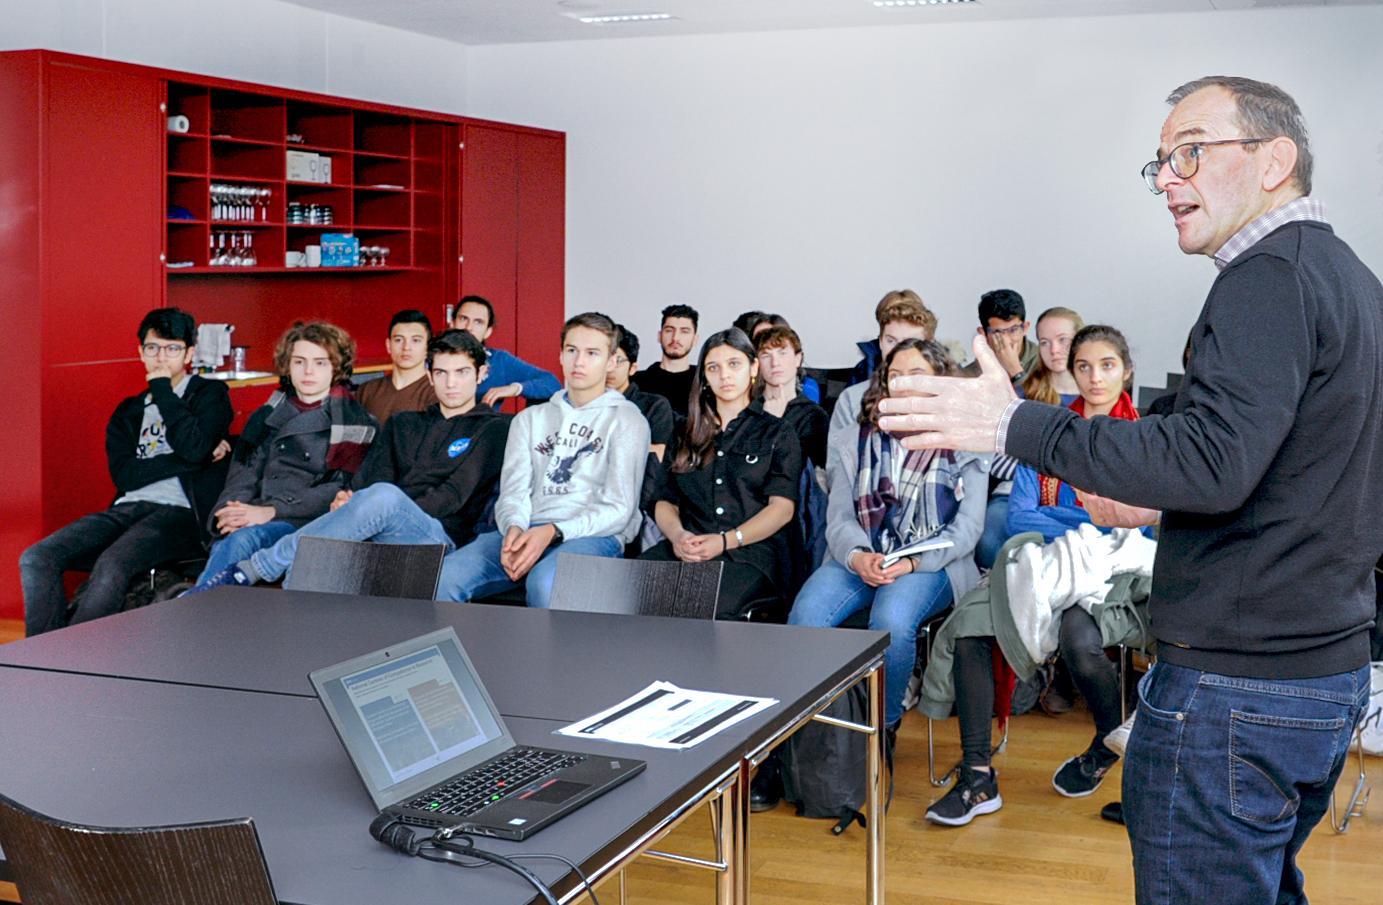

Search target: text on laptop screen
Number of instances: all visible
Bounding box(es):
[324,642,505,792]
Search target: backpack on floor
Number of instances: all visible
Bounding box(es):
[779,680,868,834]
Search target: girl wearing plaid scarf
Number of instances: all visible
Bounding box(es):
[788,339,990,731]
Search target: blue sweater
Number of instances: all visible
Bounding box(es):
[1007,464,1154,543]
[477,348,561,401]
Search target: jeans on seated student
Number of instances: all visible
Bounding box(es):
[436,530,623,608]
[790,562,952,726]
[243,483,456,584]
[790,339,987,728]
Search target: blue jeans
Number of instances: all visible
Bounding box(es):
[197,521,296,585]
[436,529,624,608]
[787,558,952,726]
[246,483,453,583]
[1123,660,1371,905]
[975,493,1009,570]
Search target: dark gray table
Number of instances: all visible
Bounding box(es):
[0,591,889,904]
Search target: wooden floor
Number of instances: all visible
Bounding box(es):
[0,616,1378,904]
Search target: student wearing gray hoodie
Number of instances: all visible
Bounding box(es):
[437,313,649,608]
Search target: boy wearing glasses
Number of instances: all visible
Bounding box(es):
[960,288,1040,382]
[19,308,233,635]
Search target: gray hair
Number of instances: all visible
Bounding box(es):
[1166,76,1312,196]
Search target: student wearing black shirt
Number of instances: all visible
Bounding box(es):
[631,304,699,417]
[607,324,675,460]
[643,329,802,620]
[754,324,827,468]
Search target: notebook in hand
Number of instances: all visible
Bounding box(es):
[310,627,646,841]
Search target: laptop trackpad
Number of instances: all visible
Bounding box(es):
[526,780,590,804]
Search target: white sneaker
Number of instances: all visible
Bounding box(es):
[1104,712,1136,757]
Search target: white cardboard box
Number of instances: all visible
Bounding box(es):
[287,150,332,184]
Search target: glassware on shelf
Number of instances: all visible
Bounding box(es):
[210,230,258,267]
[211,183,272,222]
[359,245,391,267]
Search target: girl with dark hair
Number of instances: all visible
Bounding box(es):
[643,329,802,620]
[927,325,1152,827]
[788,339,988,731]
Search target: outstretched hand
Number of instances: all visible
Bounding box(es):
[1075,490,1160,529]
[877,335,1018,451]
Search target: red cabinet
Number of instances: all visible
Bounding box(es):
[0,50,565,620]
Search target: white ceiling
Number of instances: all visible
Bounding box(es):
[281,0,1377,46]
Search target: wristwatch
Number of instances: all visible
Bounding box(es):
[549,525,565,547]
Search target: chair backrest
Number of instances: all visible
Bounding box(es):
[547,553,722,619]
[284,536,446,600]
[0,793,277,905]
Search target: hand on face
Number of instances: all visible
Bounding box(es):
[878,335,1017,452]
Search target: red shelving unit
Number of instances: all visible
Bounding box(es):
[0,49,566,620]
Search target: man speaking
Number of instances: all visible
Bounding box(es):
[881,77,1382,904]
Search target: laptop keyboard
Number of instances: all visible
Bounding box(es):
[406,747,585,817]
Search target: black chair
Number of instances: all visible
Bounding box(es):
[283,536,446,600]
[0,792,277,905]
[548,553,722,619]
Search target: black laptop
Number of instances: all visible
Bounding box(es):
[310,627,646,841]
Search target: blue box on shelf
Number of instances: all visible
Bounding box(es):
[320,233,359,267]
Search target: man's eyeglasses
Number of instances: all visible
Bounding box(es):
[141,342,187,357]
[1141,138,1269,194]
[985,324,1026,340]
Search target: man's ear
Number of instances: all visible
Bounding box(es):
[1261,136,1299,194]
[628,361,639,379]
[477,363,489,385]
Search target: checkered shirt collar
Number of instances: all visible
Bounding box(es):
[1213,196,1330,270]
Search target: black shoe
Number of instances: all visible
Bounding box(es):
[1100,801,1125,824]
[925,767,1002,827]
[749,756,782,812]
[1053,743,1120,798]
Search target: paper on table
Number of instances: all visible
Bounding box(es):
[556,681,778,750]
[880,538,954,568]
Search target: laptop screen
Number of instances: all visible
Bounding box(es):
[311,628,514,810]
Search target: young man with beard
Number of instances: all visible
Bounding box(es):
[631,304,699,418]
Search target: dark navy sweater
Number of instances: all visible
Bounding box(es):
[1007,221,1383,679]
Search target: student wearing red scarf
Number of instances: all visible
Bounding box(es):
[1007,326,1152,542]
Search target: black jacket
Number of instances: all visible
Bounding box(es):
[215,401,359,530]
[1007,221,1383,679]
[353,405,511,545]
[106,375,234,542]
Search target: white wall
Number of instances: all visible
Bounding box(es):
[468,6,1383,392]
[0,0,468,115]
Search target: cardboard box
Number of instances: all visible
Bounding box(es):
[287,150,332,184]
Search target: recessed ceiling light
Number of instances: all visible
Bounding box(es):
[574,12,676,24]
[873,0,976,7]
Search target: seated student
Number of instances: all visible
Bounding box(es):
[849,290,937,387]
[194,322,377,586]
[1007,326,1153,543]
[192,330,509,590]
[926,325,1149,828]
[829,293,939,483]
[788,339,987,732]
[959,288,1040,381]
[356,309,437,424]
[451,295,561,408]
[748,314,821,404]
[608,323,675,462]
[976,307,1085,568]
[437,313,649,608]
[20,308,233,635]
[732,310,771,337]
[755,325,828,468]
[642,328,802,620]
[631,304,700,417]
